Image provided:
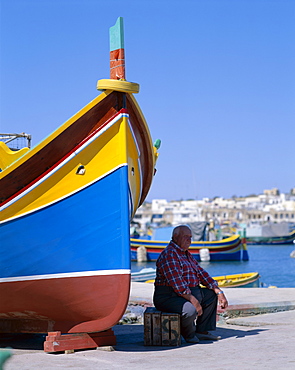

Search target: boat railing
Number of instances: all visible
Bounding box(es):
[0,133,31,150]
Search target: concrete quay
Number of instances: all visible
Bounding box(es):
[1,283,295,370]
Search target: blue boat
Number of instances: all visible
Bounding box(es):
[131,234,249,262]
[0,18,159,338]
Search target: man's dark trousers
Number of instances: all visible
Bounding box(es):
[153,285,218,339]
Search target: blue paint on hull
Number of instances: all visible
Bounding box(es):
[1,166,131,278]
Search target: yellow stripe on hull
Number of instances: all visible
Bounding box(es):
[0,90,111,180]
[126,119,141,213]
[1,112,143,221]
[1,83,158,222]
[126,94,156,207]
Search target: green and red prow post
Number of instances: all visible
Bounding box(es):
[110,17,125,80]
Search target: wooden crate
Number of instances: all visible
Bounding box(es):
[144,307,181,346]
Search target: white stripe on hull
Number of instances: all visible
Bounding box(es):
[0,269,131,283]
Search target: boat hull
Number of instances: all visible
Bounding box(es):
[0,166,131,333]
[246,230,295,245]
[130,235,249,261]
[0,273,130,333]
[0,90,157,333]
[1,166,130,277]
[214,272,260,288]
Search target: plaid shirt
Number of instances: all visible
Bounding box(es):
[155,241,218,295]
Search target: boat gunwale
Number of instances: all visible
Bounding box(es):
[0,91,156,213]
[0,109,129,212]
[0,91,121,202]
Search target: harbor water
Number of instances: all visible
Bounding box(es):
[131,244,295,288]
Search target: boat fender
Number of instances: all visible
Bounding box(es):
[137,246,147,262]
[200,248,210,262]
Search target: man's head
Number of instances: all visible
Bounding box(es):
[172,225,192,251]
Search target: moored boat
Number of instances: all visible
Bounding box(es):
[131,268,157,282]
[246,230,295,245]
[144,272,260,288]
[212,272,260,288]
[0,18,159,337]
[131,234,249,262]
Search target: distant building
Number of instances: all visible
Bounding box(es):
[264,188,280,196]
[133,188,295,232]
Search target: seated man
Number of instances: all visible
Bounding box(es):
[153,225,228,343]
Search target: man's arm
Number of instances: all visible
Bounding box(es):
[212,288,228,309]
[191,259,229,309]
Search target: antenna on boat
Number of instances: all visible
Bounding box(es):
[109,17,125,80]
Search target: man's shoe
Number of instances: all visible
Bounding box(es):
[196,332,221,341]
[185,335,200,344]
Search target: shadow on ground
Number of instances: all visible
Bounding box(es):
[0,333,46,350]
[113,324,268,352]
[0,324,268,353]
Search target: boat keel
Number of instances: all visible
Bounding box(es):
[43,329,116,353]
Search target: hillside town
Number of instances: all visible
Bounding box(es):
[132,188,295,235]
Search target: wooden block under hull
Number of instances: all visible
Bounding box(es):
[44,329,116,353]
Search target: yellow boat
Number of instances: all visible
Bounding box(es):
[212,272,260,288]
[145,272,260,288]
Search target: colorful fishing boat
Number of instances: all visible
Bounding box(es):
[0,18,159,343]
[212,272,260,288]
[131,234,249,262]
[246,230,295,245]
[144,272,260,287]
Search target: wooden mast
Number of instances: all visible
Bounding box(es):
[109,17,125,80]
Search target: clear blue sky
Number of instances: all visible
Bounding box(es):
[1,0,294,201]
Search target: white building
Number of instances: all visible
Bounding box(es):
[133,188,295,232]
